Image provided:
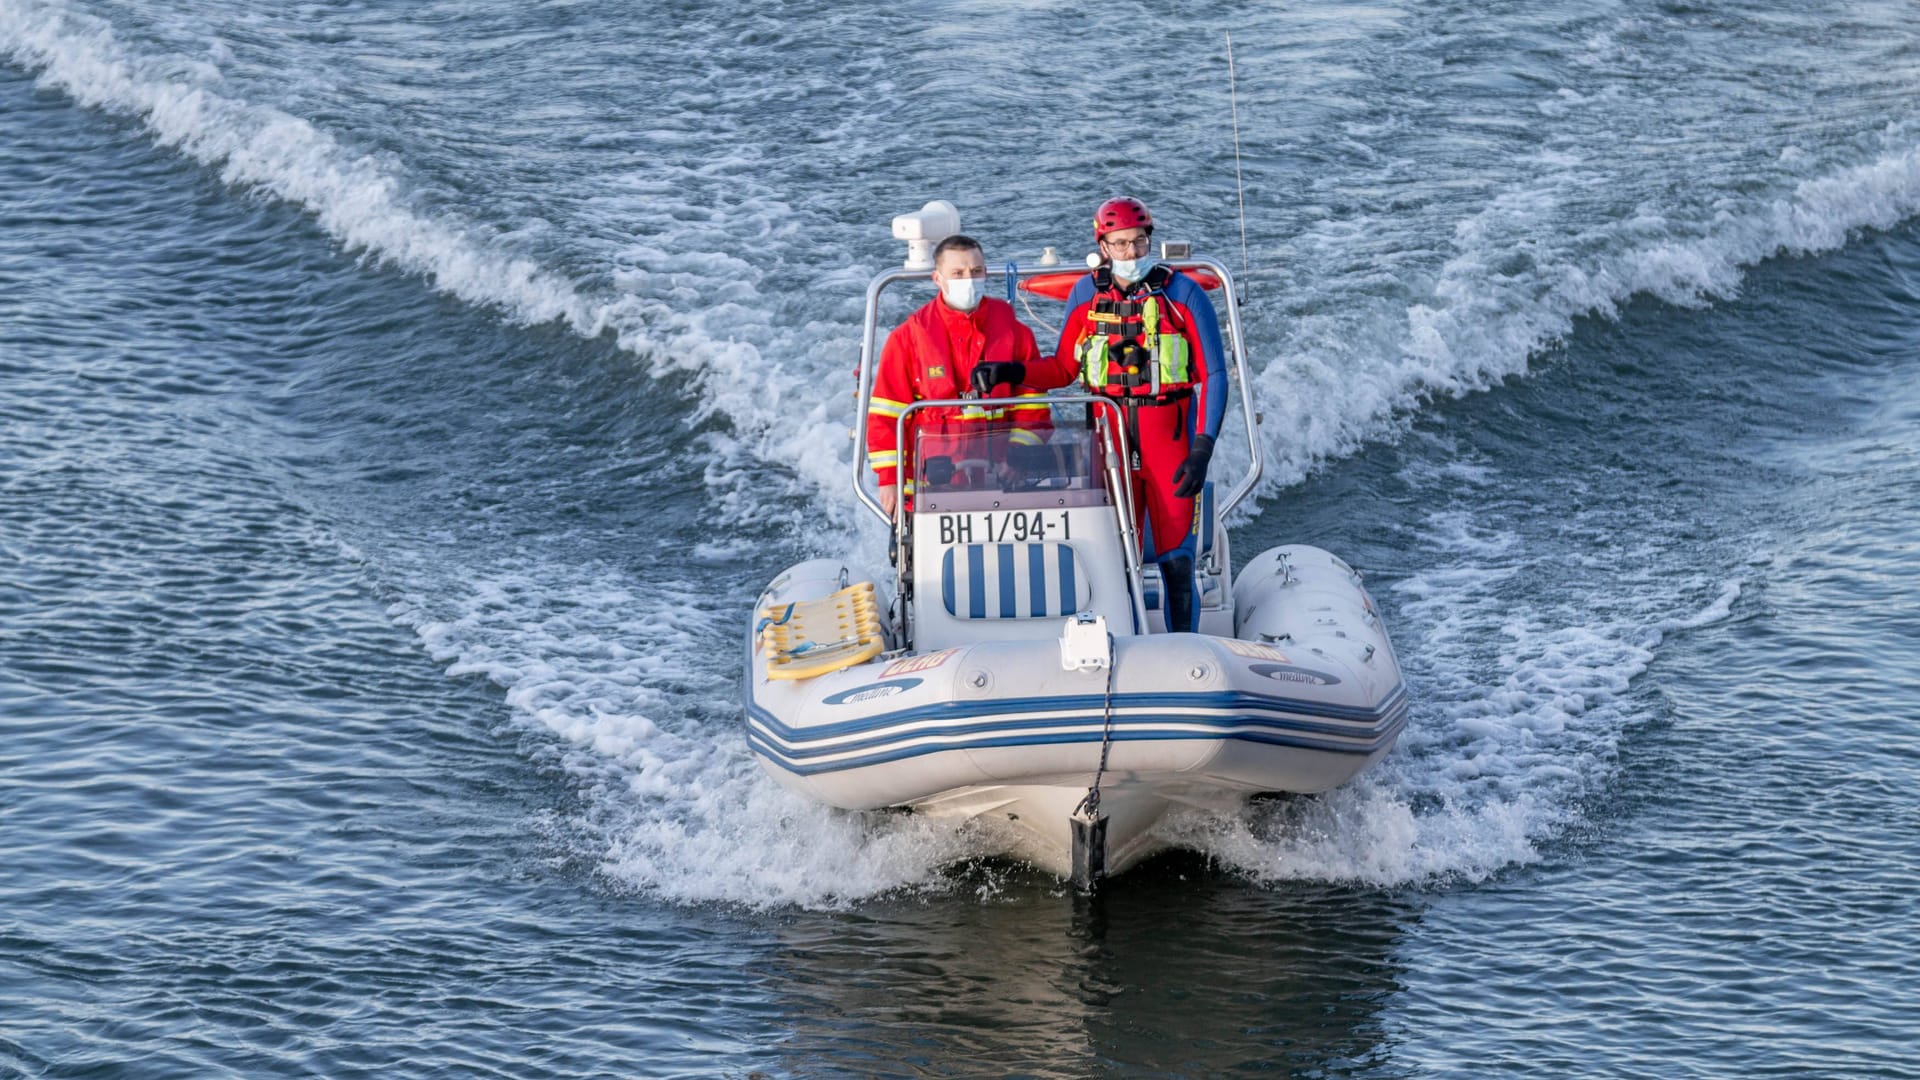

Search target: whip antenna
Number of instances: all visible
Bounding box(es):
[1226,31,1250,280]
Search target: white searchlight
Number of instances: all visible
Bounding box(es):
[891,200,961,270]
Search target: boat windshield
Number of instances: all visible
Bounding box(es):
[911,409,1112,512]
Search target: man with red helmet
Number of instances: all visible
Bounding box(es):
[868,234,1077,517]
[1057,197,1229,633]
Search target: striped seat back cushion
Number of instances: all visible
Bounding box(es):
[941,543,1092,619]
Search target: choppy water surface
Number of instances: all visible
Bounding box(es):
[4,0,1919,1075]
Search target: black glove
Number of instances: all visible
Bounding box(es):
[1172,434,1215,499]
[970,360,1026,395]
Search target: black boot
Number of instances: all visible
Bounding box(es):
[1162,556,1195,633]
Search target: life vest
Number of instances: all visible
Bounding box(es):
[1073,264,1195,399]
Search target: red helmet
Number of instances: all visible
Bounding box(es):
[1093,197,1153,240]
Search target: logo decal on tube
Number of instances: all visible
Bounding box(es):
[1248,663,1341,686]
[824,678,924,706]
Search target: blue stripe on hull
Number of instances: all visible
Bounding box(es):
[748,683,1408,745]
[741,620,1409,779]
[746,700,1409,776]
[746,694,1407,762]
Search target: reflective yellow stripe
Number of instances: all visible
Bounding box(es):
[1008,430,1042,447]
[902,480,916,495]
[1007,401,1051,413]
[869,451,898,468]
[1077,333,1107,388]
[868,397,910,419]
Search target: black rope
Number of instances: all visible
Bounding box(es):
[1073,633,1119,820]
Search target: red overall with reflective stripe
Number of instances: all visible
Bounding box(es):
[1056,271,1227,561]
[866,295,1075,495]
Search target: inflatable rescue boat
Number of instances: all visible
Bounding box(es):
[746,202,1406,886]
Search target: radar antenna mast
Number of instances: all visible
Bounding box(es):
[1227,32,1250,281]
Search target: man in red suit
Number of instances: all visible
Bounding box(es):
[1056,198,1229,632]
[868,234,1076,516]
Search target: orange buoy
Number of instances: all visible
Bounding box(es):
[1018,266,1223,300]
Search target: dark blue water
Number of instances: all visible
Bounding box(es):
[6,1,1920,1075]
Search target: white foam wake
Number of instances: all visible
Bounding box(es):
[0,1,861,539]
[13,0,1920,529]
[1169,499,1755,888]
[1,3,911,905]
[10,1,1909,905]
[1248,130,1920,499]
[385,570,983,909]
[0,2,598,332]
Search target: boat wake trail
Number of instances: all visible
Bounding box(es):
[0,1,859,532]
[15,1,1920,524]
[384,568,990,909]
[1172,502,1753,887]
[0,4,594,329]
[1250,128,1920,497]
[9,0,1913,904]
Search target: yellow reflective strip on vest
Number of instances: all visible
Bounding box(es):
[1077,334,1107,388]
[869,450,898,467]
[868,397,909,419]
[1007,430,1042,447]
[1157,333,1190,383]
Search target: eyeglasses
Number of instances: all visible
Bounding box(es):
[1101,234,1152,253]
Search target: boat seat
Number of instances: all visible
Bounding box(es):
[941,542,1091,619]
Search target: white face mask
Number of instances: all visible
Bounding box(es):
[941,275,985,312]
[1110,255,1160,285]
